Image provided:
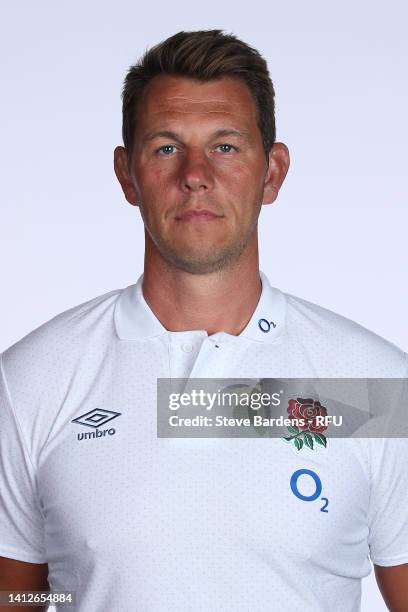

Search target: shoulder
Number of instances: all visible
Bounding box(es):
[281,290,407,376]
[1,287,122,392]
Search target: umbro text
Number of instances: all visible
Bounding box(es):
[77,427,116,441]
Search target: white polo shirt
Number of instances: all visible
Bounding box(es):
[1,271,407,612]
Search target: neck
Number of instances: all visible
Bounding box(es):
[142,237,262,336]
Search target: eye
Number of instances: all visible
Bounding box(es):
[157,144,177,155]
[215,143,237,153]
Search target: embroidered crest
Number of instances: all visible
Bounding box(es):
[282,397,328,451]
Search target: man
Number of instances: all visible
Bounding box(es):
[0,29,407,612]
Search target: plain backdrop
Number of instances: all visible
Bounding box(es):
[1,1,407,610]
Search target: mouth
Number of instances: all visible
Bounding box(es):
[175,209,224,222]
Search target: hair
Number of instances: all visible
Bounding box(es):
[121,29,276,161]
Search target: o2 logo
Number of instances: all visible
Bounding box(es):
[290,469,329,513]
[258,318,277,333]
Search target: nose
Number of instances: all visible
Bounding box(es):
[179,149,214,193]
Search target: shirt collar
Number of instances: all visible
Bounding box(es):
[114,270,286,343]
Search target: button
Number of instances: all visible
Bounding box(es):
[181,343,193,353]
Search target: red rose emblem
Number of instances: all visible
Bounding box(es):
[287,397,328,433]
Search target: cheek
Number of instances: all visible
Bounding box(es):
[140,166,169,191]
[134,156,175,189]
[218,164,264,205]
[136,167,175,225]
[136,168,177,211]
[219,158,264,188]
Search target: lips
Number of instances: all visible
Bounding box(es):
[176,209,223,222]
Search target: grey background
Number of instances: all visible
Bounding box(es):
[1,1,407,609]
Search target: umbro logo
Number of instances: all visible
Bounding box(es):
[71,409,121,441]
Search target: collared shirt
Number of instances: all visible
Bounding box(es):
[0,271,407,611]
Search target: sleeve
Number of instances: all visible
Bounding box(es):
[0,353,47,563]
[367,356,408,566]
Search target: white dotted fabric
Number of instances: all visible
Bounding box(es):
[0,272,407,611]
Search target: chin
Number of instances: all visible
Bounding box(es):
[160,245,244,275]
[173,261,226,275]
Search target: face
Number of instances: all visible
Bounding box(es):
[114,74,289,274]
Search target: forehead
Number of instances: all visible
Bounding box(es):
[136,74,258,127]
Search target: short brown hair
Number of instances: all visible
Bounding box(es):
[121,29,276,160]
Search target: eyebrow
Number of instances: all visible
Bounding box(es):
[143,128,249,143]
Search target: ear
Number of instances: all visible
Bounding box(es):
[113,146,140,206]
[262,142,290,205]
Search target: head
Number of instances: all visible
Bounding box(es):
[114,29,289,275]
